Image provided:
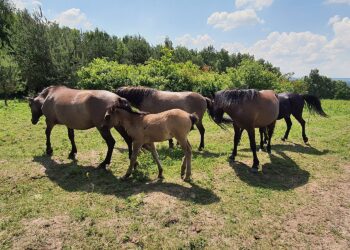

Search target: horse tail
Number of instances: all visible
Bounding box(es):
[189,113,199,130]
[302,94,328,117]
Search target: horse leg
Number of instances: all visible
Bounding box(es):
[67,128,77,159]
[247,128,259,173]
[259,127,266,151]
[196,121,205,151]
[145,143,164,179]
[97,127,115,169]
[122,143,143,180]
[178,138,192,182]
[282,116,292,141]
[168,139,174,149]
[229,125,242,161]
[45,121,54,156]
[293,114,308,143]
[266,121,276,154]
[114,126,133,159]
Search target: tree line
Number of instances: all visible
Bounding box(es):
[1,0,349,106]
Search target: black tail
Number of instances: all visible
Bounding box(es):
[189,113,199,130]
[302,94,328,117]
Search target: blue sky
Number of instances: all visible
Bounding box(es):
[11,0,350,77]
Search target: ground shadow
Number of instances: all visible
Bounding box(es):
[33,155,220,205]
[230,149,310,191]
[241,142,329,156]
[157,147,220,160]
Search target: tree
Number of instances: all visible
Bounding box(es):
[304,69,335,98]
[122,35,151,64]
[0,0,14,48]
[0,50,22,106]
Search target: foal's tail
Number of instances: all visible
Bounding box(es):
[189,113,199,130]
[302,94,328,117]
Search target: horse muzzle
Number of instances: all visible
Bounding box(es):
[31,118,39,125]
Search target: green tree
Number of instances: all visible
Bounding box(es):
[0,50,22,106]
[0,0,14,48]
[304,69,335,98]
[122,35,151,64]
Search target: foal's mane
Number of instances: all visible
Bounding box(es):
[109,102,149,116]
[115,86,156,107]
[215,89,259,108]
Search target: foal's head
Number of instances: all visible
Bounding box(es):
[28,96,43,125]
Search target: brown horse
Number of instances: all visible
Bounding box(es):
[28,85,133,169]
[102,104,198,181]
[115,86,210,150]
[208,89,279,172]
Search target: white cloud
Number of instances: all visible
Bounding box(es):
[175,34,214,49]
[325,0,350,5]
[207,9,264,31]
[11,0,41,10]
[221,16,350,77]
[221,42,246,53]
[235,0,273,10]
[54,8,92,30]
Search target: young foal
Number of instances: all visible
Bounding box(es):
[28,85,132,168]
[208,89,279,172]
[103,105,198,181]
[115,86,210,150]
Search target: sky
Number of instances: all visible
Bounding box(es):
[10,0,350,77]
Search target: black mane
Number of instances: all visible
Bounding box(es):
[215,89,259,108]
[109,101,149,116]
[115,86,156,108]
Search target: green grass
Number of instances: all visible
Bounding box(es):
[0,99,349,249]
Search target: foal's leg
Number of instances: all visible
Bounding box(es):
[45,121,54,156]
[266,122,276,154]
[229,125,243,161]
[282,116,292,141]
[178,138,192,181]
[114,126,133,159]
[67,128,77,159]
[293,114,308,143]
[247,127,259,173]
[97,127,115,169]
[122,143,143,180]
[196,120,205,151]
[145,143,164,179]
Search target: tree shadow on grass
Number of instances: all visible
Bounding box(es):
[33,155,220,205]
[230,149,310,191]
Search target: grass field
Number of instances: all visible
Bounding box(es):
[0,99,349,249]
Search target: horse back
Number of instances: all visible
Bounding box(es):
[141,91,207,118]
[42,87,118,129]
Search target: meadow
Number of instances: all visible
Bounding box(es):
[0,99,349,249]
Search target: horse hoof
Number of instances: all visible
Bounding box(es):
[133,161,140,170]
[250,167,259,173]
[229,155,235,161]
[198,146,204,151]
[158,175,164,180]
[303,138,309,143]
[120,174,130,181]
[183,176,192,182]
[259,147,265,152]
[68,153,76,160]
[97,163,109,170]
[281,138,286,141]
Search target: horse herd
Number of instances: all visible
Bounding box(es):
[28,85,327,180]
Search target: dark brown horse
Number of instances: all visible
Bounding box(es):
[260,93,327,145]
[208,89,279,172]
[103,105,198,181]
[115,86,210,150]
[28,85,132,169]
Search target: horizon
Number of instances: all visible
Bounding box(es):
[10,0,350,78]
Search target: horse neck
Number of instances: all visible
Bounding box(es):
[118,110,143,133]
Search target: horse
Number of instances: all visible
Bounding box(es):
[260,93,327,144]
[28,85,133,169]
[115,86,210,150]
[102,104,198,181]
[207,89,279,172]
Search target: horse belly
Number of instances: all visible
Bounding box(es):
[54,107,94,130]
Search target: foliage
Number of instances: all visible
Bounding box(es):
[0,50,23,105]
[0,0,14,48]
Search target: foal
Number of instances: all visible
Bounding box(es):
[103,105,198,181]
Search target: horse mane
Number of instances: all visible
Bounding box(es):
[215,89,259,108]
[37,85,62,98]
[115,86,156,107]
[109,101,149,116]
